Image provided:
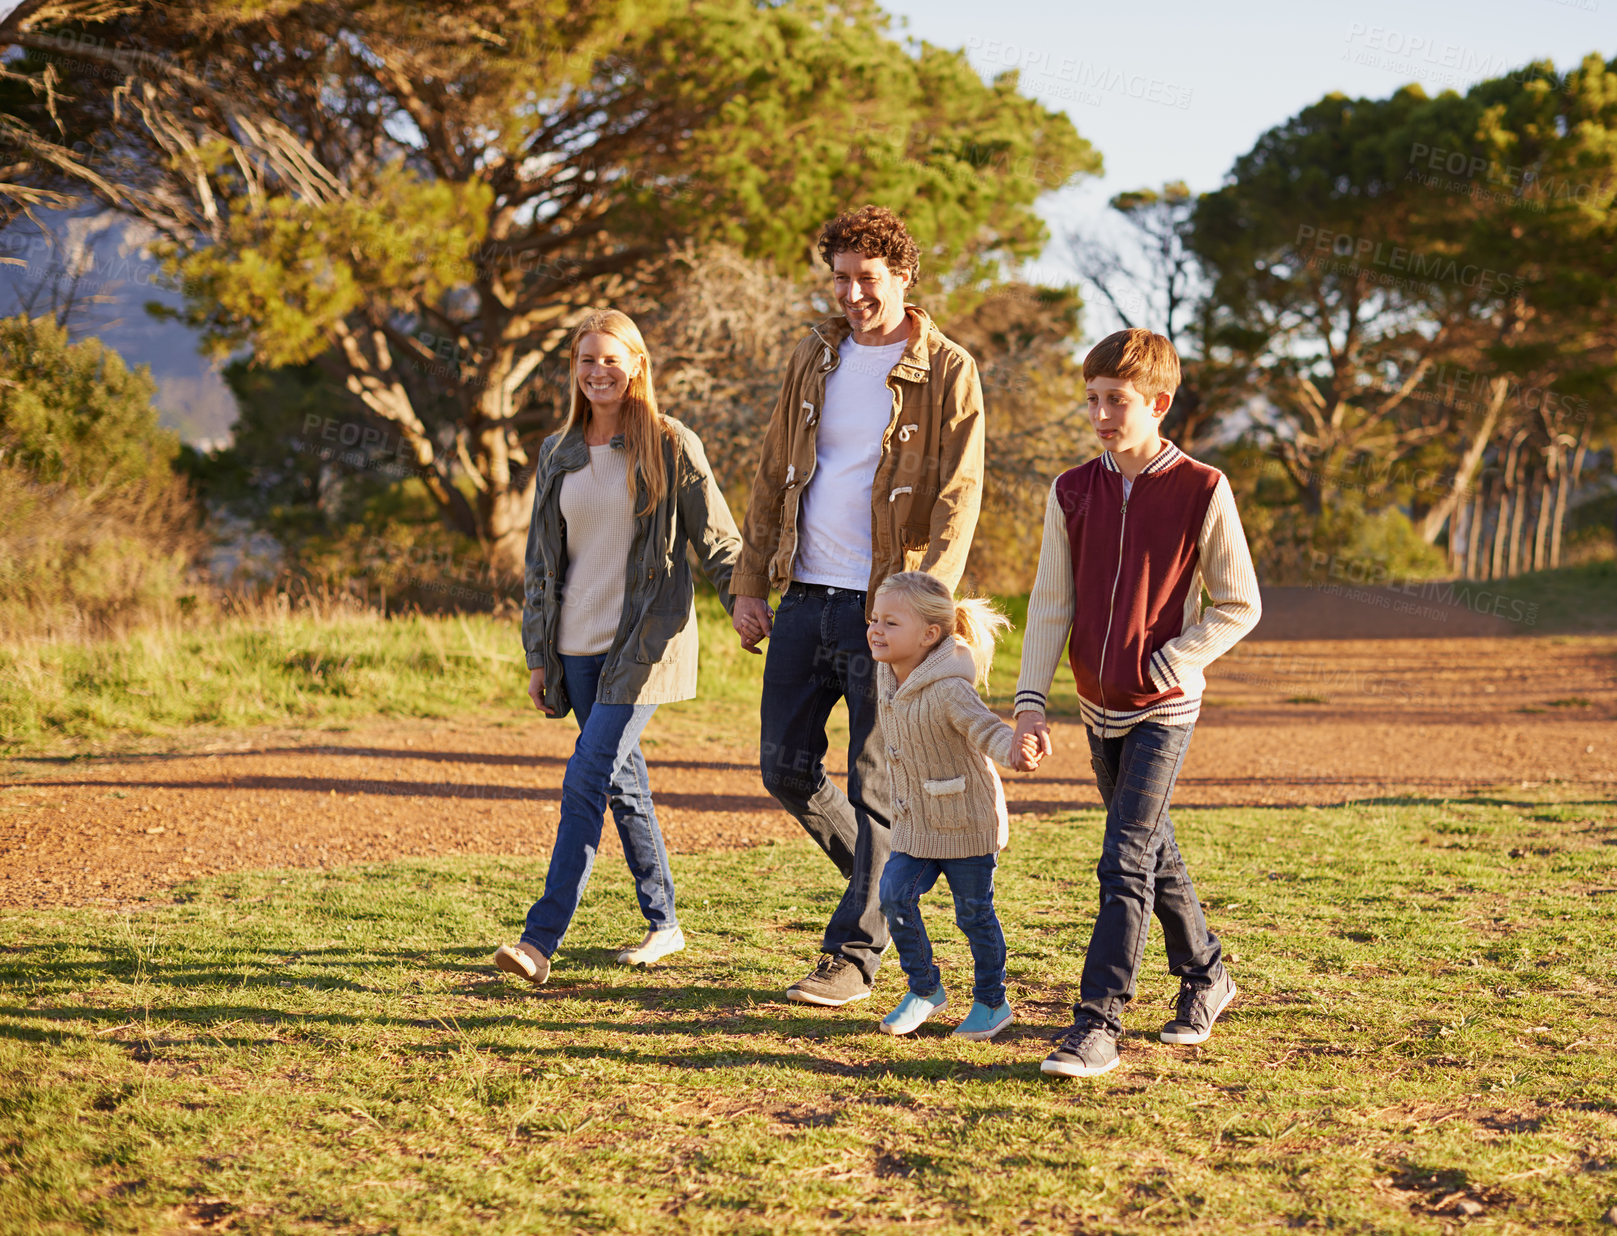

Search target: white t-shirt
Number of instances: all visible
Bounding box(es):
[792,335,907,589]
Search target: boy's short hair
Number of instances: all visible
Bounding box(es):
[817,205,921,286]
[1083,328,1181,400]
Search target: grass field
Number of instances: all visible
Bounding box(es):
[4,796,1614,1233]
[0,591,1091,757]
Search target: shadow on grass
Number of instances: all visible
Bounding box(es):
[16,775,778,813]
[0,1000,1054,1080]
[9,745,765,775]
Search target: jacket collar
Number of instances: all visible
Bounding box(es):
[810,304,935,383]
[1099,440,1183,477]
[881,635,978,700]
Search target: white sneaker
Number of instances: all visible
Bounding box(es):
[493,941,550,985]
[616,926,685,966]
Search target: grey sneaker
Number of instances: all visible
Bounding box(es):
[785,953,872,1007]
[1160,971,1237,1045]
[1040,1018,1120,1078]
[493,942,550,986]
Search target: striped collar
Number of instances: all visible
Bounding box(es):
[1099,440,1183,476]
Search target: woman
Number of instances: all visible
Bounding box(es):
[493,309,743,986]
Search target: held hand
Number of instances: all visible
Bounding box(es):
[1014,732,1044,772]
[528,667,555,716]
[732,595,774,655]
[1013,712,1052,770]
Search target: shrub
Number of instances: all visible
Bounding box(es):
[0,316,203,641]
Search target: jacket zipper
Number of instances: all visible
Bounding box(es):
[1095,492,1129,715]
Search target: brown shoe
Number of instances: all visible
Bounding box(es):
[493,942,550,985]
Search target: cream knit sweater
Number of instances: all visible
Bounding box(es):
[878,637,1018,860]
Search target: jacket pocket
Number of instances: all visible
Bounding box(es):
[922,775,967,796]
[633,602,690,663]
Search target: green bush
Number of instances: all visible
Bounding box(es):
[1336,505,1448,580]
[0,316,203,640]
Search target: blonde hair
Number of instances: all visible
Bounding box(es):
[875,571,1011,687]
[552,309,674,517]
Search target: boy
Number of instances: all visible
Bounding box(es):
[1012,328,1262,1078]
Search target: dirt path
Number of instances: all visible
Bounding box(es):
[5,608,1614,910]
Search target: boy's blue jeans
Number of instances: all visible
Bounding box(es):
[1078,719,1222,1034]
[879,851,1007,1010]
[521,654,676,957]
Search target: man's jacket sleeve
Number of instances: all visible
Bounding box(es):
[918,350,985,591]
[732,357,796,599]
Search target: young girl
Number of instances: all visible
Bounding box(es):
[867,571,1040,1041]
[491,309,743,987]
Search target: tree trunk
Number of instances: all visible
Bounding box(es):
[1420,375,1509,545]
[1550,421,1592,568]
[1455,498,1468,575]
[1532,450,1554,572]
[1465,484,1485,580]
[1507,462,1529,577]
[1489,483,1509,580]
[1491,430,1527,579]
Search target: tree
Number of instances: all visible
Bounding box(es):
[1191,85,1492,539]
[1,0,1099,574]
[1067,182,1226,451]
[1192,59,1617,575]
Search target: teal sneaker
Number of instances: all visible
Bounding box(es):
[879,988,947,1036]
[952,1000,1015,1041]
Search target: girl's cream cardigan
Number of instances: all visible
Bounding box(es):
[877,637,1018,860]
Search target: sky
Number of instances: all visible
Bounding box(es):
[3,0,1610,442]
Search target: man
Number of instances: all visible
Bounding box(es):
[731,204,986,1007]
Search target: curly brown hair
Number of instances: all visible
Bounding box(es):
[816,205,921,286]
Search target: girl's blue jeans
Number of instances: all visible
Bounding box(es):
[520,654,676,956]
[878,850,1007,1010]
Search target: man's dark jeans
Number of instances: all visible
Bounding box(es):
[759,583,891,984]
[1077,720,1222,1034]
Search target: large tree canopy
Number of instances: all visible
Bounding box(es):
[0,0,1099,572]
[1191,56,1617,570]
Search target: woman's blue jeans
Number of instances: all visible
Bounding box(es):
[879,851,1007,1010]
[520,654,676,957]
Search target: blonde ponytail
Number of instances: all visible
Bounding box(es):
[951,596,1013,686]
[874,571,1011,687]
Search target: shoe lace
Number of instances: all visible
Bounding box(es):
[1174,983,1210,1026]
[814,953,847,977]
[1054,1018,1108,1054]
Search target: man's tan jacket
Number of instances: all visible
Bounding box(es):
[733,305,985,613]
